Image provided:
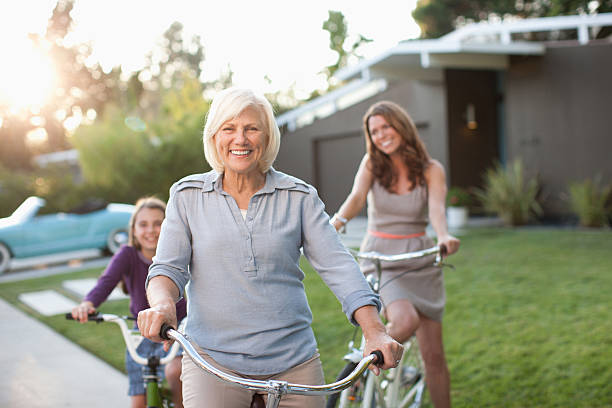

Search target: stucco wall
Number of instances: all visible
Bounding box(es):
[505,41,612,214]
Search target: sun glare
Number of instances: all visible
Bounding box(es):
[0,38,57,112]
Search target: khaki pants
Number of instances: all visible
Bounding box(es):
[181,349,325,408]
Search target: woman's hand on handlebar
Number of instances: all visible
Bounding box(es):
[438,234,460,257]
[71,301,96,323]
[354,305,404,375]
[137,302,177,352]
[363,329,404,376]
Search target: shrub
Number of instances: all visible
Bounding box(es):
[567,175,611,228]
[475,159,542,226]
[0,163,106,218]
[446,186,471,207]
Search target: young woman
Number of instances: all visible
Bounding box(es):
[71,197,186,408]
[331,101,460,408]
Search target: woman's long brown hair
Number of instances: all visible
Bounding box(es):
[363,101,431,192]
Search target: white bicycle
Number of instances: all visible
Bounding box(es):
[161,324,385,408]
[326,246,448,408]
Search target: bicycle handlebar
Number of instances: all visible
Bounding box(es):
[162,326,383,397]
[65,312,180,366]
[349,245,446,264]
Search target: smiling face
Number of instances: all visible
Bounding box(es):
[367,114,403,156]
[132,207,164,257]
[214,106,266,177]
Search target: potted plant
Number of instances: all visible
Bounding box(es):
[446,186,471,228]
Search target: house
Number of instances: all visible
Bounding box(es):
[274,13,612,217]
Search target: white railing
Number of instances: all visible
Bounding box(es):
[441,12,612,45]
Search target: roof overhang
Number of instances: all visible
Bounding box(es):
[335,40,545,81]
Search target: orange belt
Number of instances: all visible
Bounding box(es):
[368,230,425,239]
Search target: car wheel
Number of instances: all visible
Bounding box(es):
[0,243,11,275]
[106,228,129,254]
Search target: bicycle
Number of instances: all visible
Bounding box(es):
[160,324,385,408]
[326,245,448,408]
[66,312,182,408]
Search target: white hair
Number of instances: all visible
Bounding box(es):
[203,87,281,173]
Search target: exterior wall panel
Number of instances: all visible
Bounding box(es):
[505,42,612,214]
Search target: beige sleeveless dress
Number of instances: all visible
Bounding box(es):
[359,181,445,321]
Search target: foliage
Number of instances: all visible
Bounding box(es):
[322,10,372,79]
[0,162,102,218]
[2,229,612,407]
[0,1,210,172]
[566,175,612,227]
[475,159,542,226]
[446,186,471,207]
[412,0,612,39]
[146,22,204,87]
[0,119,35,171]
[0,164,36,217]
[0,0,119,170]
[72,76,210,203]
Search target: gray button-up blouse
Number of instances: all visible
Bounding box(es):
[147,168,380,375]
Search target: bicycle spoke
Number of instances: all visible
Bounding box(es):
[386,337,425,408]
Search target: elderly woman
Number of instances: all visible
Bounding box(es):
[137,88,402,408]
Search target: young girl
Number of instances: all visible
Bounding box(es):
[71,197,186,408]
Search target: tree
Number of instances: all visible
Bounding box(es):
[33,0,118,148]
[413,0,612,39]
[0,0,118,170]
[322,10,372,79]
[72,76,210,203]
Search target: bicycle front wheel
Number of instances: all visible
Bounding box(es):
[326,362,376,408]
[383,336,426,408]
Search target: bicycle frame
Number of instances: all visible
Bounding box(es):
[335,245,444,408]
[162,326,382,408]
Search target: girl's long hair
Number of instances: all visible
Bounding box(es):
[128,196,166,251]
[363,101,431,191]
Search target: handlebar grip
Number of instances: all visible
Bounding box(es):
[160,323,174,340]
[370,350,384,367]
[439,244,448,257]
[65,312,104,322]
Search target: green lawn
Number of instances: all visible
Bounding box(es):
[1,227,611,407]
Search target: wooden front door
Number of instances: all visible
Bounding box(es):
[445,69,502,189]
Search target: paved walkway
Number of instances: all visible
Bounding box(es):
[0,298,129,407]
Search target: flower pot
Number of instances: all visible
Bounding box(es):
[447,206,468,229]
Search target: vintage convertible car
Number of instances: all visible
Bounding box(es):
[0,196,134,274]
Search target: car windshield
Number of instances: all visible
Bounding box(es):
[10,197,45,223]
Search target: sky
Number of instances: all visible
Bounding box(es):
[0,0,421,109]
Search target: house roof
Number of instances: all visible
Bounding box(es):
[335,13,612,81]
[277,13,612,131]
[334,41,544,81]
